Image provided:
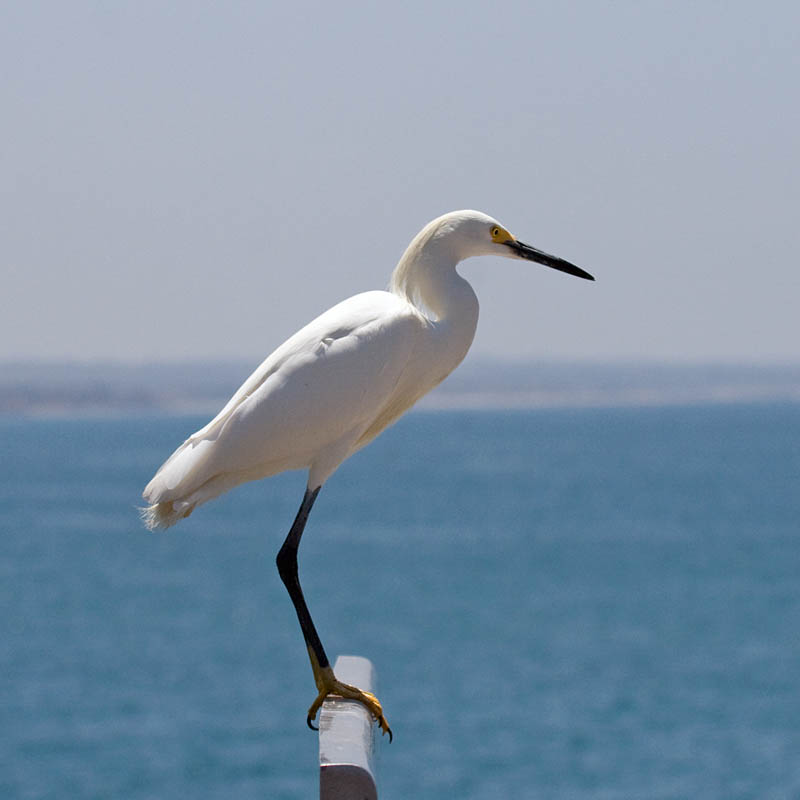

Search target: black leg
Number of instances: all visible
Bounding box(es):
[276,484,393,740]
[276,486,330,671]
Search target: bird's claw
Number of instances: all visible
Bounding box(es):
[306,678,393,742]
[377,714,393,743]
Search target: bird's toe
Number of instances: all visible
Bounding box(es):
[307,678,393,741]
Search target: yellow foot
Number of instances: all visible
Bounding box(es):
[306,666,393,742]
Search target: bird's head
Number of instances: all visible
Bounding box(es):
[429,210,594,281]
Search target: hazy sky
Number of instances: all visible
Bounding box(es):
[2,1,799,364]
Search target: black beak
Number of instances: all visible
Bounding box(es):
[505,239,594,281]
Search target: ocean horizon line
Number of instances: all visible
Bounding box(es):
[2,359,799,416]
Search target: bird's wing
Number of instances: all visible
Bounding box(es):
[143,291,426,504]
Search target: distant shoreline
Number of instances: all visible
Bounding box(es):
[2,360,799,416]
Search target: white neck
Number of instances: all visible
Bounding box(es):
[390,233,480,368]
[391,230,478,319]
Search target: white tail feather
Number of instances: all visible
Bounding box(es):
[139,500,193,531]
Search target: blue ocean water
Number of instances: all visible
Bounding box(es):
[1,405,799,799]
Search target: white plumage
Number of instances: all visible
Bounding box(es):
[141,210,592,530]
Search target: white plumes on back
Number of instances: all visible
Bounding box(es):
[141,292,433,528]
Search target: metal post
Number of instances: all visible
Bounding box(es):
[319,655,379,800]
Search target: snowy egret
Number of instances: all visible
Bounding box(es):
[141,210,593,739]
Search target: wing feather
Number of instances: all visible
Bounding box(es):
[143,291,425,505]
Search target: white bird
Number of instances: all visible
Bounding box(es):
[141,210,593,739]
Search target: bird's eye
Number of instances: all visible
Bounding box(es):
[491,227,500,237]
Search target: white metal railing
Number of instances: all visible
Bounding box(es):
[318,655,379,799]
